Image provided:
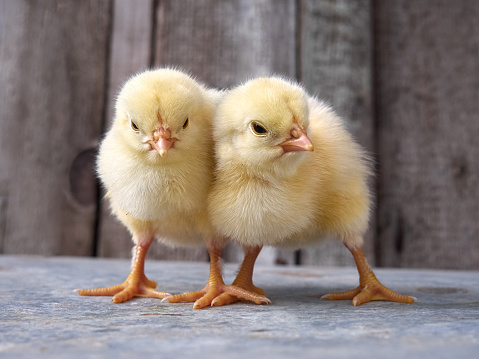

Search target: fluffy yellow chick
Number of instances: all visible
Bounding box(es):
[75,68,223,303]
[204,77,416,307]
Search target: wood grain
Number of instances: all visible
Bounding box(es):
[375,0,479,269]
[96,0,155,259]
[1,0,477,270]
[150,0,297,263]
[299,0,374,266]
[154,0,296,88]
[0,0,111,255]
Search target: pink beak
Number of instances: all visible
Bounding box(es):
[152,127,175,157]
[279,127,314,153]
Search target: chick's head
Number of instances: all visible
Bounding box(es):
[113,68,212,164]
[215,77,314,174]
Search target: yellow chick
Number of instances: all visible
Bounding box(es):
[75,68,222,303]
[205,77,416,307]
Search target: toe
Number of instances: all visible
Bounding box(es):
[145,279,158,288]
[112,287,136,303]
[194,290,221,309]
[75,284,125,297]
[372,287,417,304]
[211,293,239,307]
[225,285,271,304]
[141,287,170,300]
[252,285,266,296]
[351,286,375,306]
[166,290,206,304]
[322,287,362,301]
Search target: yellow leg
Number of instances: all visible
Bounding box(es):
[166,244,270,309]
[75,239,169,303]
[322,243,416,306]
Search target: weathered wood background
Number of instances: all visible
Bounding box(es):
[0,0,478,269]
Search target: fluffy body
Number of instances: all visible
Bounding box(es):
[76,68,224,303]
[98,68,221,247]
[167,76,415,307]
[209,77,371,249]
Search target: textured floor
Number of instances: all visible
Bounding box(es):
[1,255,478,358]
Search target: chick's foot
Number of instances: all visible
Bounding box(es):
[166,283,270,309]
[75,274,169,303]
[322,243,416,306]
[75,241,169,303]
[210,245,267,307]
[165,244,270,309]
[321,271,416,306]
[210,283,266,307]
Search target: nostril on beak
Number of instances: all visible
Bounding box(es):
[291,127,302,139]
[153,127,170,141]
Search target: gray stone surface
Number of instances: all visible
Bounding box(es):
[1,255,478,358]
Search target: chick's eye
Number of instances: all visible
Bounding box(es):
[250,121,268,136]
[130,120,140,132]
[183,118,189,129]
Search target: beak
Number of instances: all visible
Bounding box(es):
[279,127,314,153]
[152,127,175,157]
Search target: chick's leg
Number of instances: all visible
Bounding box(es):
[211,245,266,307]
[166,244,270,309]
[322,242,416,306]
[75,237,169,303]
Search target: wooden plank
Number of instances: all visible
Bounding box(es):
[154,0,296,88]
[103,0,155,128]
[298,0,374,266]
[150,0,297,263]
[375,0,479,269]
[96,0,155,259]
[0,0,111,256]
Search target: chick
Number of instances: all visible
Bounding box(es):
[206,77,416,307]
[75,68,222,303]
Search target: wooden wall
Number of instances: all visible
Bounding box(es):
[0,0,477,270]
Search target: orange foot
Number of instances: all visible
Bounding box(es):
[75,273,169,303]
[322,243,416,306]
[321,271,416,306]
[165,282,270,309]
[209,245,267,307]
[75,242,169,303]
[209,283,266,307]
[165,245,270,309]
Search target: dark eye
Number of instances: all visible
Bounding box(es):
[130,120,140,132]
[183,118,189,129]
[250,121,268,136]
